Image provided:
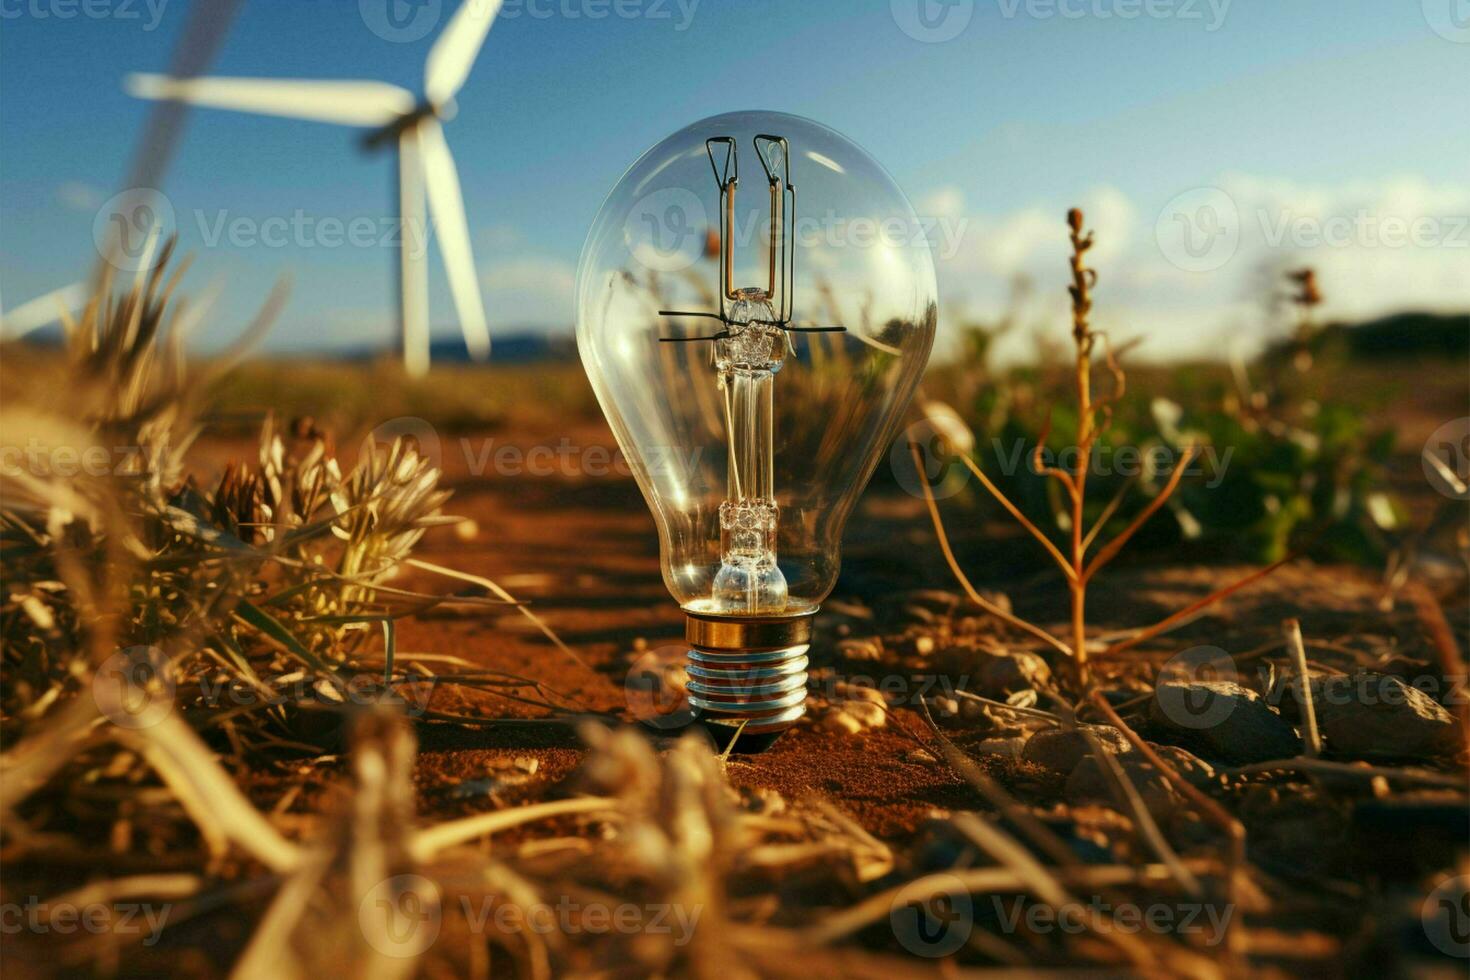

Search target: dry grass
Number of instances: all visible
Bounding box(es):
[2,232,1464,979]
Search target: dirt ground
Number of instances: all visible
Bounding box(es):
[187,410,1465,847]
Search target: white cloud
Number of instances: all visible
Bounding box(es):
[926,176,1469,363]
[56,181,103,212]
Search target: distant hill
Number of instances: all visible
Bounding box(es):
[1274,311,1469,360]
[9,326,580,365]
[337,332,578,365]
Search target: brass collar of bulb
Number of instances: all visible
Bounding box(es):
[685,609,815,652]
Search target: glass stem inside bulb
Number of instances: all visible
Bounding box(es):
[713,291,789,614]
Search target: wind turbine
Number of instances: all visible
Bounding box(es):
[126,0,502,375]
[0,283,89,340]
[3,0,244,342]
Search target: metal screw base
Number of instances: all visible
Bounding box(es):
[682,609,815,749]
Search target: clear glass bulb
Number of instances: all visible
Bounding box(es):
[576,110,937,621]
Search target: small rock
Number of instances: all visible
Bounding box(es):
[1006,688,1040,710]
[933,644,980,675]
[1307,673,1461,759]
[822,710,863,735]
[931,695,960,719]
[1021,725,1132,775]
[905,748,937,764]
[1067,754,1180,822]
[976,736,1028,760]
[978,651,1052,697]
[1150,681,1300,764]
[837,638,883,662]
[843,700,887,729]
[835,681,887,706]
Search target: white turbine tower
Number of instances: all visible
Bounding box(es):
[125,0,502,375]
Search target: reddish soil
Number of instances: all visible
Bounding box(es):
[189,415,1464,842]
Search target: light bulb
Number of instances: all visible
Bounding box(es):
[576,110,937,749]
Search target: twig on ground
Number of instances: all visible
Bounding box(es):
[1285,619,1320,757]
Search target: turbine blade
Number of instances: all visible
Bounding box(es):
[0,283,88,339]
[125,74,415,127]
[123,0,244,193]
[424,0,503,105]
[399,129,431,377]
[419,120,489,361]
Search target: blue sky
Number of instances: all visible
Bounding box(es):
[2,0,1467,357]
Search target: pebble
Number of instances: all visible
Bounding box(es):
[835,681,887,706]
[822,710,864,735]
[976,736,1028,760]
[1149,680,1301,764]
[905,748,937,764]
[1305,672,1461,759]
[1066,754,1182,822]
[837,638,883,662]
[978,650,1052,696]
[1021,725,1132,775]
[843,700,887,729]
